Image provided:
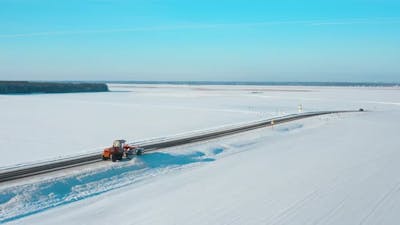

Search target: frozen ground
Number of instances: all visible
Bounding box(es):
[1,84,400,224]
[1,84,398,167]
[0,84,271,167]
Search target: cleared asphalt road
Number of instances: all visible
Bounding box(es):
[0,110,361,183]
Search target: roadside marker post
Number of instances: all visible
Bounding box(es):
[298,104,303,113]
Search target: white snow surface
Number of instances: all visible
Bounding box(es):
[1,84,400,224]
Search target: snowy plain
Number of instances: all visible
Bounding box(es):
[1,84,400,224]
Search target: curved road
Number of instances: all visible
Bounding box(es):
[0,110,362,183]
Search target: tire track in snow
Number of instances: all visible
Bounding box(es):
[358,181,400,225]
[262,153,385,225]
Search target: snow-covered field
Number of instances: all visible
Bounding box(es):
[1,84,400,224]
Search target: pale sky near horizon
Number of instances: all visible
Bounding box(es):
[0,0,399,82]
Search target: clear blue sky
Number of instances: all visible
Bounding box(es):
[0,0,399,82]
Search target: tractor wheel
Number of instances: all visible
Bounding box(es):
[136,149,143,156]
[111,154,116,162]
[102,155,107,160]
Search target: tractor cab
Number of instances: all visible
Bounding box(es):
[113,139,126,151]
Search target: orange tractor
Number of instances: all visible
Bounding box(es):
[102,140,144,162]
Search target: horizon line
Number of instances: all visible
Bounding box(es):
[1,80,399,86]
